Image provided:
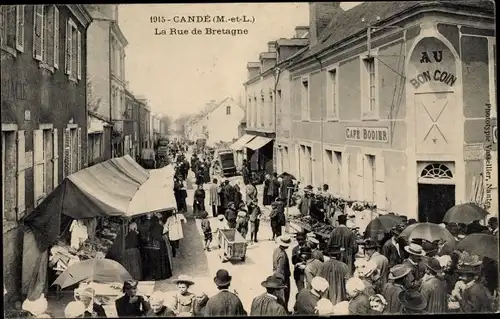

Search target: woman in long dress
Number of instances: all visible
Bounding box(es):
[123,222,143,280]
[193,184,206,218]
[144,216,172,280]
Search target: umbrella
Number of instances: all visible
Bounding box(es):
[456,233,499,260]
[442,203,489,224]
[364,215,406,240]
[400,222,456,245]
[52,259,133,289]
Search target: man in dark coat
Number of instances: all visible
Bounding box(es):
[402,243,427,290]
[381,224,406,268]
[268,173,280,202]
[204,269,247,316]
[318,245,349,306]
[327,214,358,274]
[381,264,414,314]
[222,180,235,209]
[279,173,294,205]
[292,232,308,293]
[452,262,493,313]
[419,257,447,313]
[225,202,238,229]
[272,235,292,311]
[115,280,150,317]
[250,276,288,316]
[190,154,198,173]
[241,160,250,185]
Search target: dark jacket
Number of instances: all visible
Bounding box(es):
[115,295,150,318]
[83,303,107,318]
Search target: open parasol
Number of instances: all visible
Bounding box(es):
[399,222,456,245]
[442,203,489,224]
[52,258,133,289]
[364,214,406,240]
[456,233,499,260]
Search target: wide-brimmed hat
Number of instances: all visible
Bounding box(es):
[122,280,138,292]
[358,260,378,278]
[261,276,287,289]
[173,275,195,286]
[363,239,379,250]
[214,269,232,287]
[398,290,427,311]
[424,257,443,275]
[404,244,426,257]
[388,264,411,280]
[277,235,292,247]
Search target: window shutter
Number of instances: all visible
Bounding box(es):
[77,127,82,170]
[33,5,43,60]
[52,128,59,187]
[356,153,364,200]
[375,154,386,209]
[65,21,72,75]
[15,5,24,52]
[53,6,59,69]
[16,130,26,219]
[33,130,45,205]
[77,30,81,80]
[63,128,70,178]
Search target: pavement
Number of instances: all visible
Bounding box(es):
[45,152,299,316]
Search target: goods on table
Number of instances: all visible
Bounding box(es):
[49,219,120,275]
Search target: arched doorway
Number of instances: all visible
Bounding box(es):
[417,162,456,223]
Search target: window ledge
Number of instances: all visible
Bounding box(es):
[326,117,339,122]
[39,62,55,73]
[1,44,17,57]
[361,114,380,121]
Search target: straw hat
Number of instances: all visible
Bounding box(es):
[172,274,195,286]
[358,260,378,278]
[404,243,426,257]
[276,235,292,248]
[388,264,411,280]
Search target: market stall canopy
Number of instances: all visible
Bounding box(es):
[109,155,149,185]
[126,165,177,217]
[244,136,273,150]
[230,134,256,151]
[22,156,151,250]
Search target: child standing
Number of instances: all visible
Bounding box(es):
[200,211,212,251]
[236,211,249,239]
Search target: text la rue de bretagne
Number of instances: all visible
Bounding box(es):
[151,14,254,36]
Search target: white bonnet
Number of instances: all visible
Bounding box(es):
[332,301,350,315]
[64,301,86,318]
[311,276,329,292]
[22,293,48,316]
[315,298,335,315]
[346,277,365,296]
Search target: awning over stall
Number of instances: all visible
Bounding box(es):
[230,134,256,151]
[244,136,273,150]
[109,155,149,185]
[22,156,151,251]
[126,165,177,217]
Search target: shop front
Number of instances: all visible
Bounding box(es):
[406,29,465,222]
[243,131,275,183]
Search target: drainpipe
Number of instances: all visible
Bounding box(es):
[314,54,324,186]
[273,66,282,174]
[108,24,113,158]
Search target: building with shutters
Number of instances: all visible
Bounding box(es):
[241,27,309,175]
[1,4,92,302]
[286,2,496,221]
[84,4,128,158]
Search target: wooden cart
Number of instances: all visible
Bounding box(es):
[218,229,247,261]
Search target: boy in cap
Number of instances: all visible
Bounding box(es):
[247,200,261,243]
[200,211,213,251]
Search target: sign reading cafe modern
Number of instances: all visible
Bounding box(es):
[345,127,389,143]
[409,49,457,89]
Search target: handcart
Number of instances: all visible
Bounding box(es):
[218,229,247,262]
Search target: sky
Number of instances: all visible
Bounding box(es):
[118,3,363,118]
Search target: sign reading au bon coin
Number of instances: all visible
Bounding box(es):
[345,127,389,143]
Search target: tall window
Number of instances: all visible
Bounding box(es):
[334,151,342,194]
[110,38,116,75]
[33,5,59,68]
[327,68,338,119]
[362,57,377,118]
[1,5,24,53]
[63,127,81,178]
[301,78,310,121]
[65,18,81,80]
[226,105,231,115]
[365,154,376,203]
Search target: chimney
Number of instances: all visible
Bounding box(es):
[247,62,260,79]
[267,41,277,52]
[295,26,310,38]
[309,2,342,46]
